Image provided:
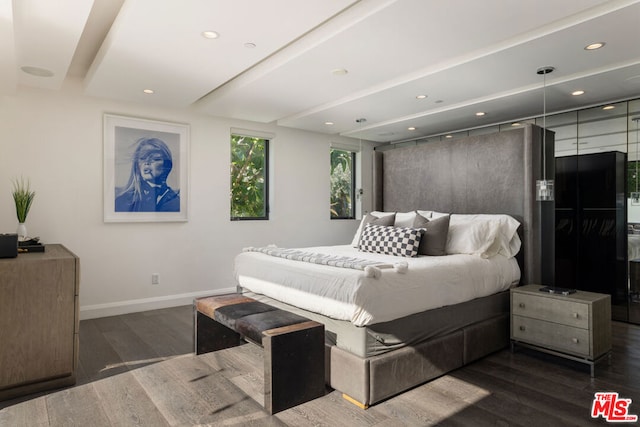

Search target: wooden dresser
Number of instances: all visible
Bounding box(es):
[510,284,611,376]
[0,244,80,400]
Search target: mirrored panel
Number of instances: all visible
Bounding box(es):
[550,102,629,322]
[545,111,578,158]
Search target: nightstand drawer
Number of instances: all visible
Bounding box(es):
[512,315,590,357]
[512,292,589,329]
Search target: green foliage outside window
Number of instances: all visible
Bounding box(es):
[330,149,355,219]
[231,134,268,219]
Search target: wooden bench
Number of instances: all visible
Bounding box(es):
[194,293,325,414]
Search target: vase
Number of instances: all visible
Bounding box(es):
[17,222,27,241]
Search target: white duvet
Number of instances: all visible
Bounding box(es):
[234,245,520,326]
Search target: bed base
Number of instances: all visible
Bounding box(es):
[328,313,509,407]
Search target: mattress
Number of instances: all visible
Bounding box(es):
[234,244,520,326]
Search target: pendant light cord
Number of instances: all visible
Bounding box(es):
[636,118,639,194]
[356,118,366,201]
[542,70,547,181]
[537,66,554,183]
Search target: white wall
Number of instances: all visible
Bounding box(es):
[0,79,373,319]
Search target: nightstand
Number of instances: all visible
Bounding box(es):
[510,284,612,377]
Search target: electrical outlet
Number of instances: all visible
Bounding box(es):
[152,273,159,285]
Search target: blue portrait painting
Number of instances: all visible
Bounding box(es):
[114,128,181,213]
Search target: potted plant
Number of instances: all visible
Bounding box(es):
[12,177,35,240]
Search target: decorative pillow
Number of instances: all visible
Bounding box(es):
[413,213,450,256]
[350,212,396,247]
[358,223,423,257]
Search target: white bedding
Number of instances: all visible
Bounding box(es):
[234,245,520,326]
[630,234,640,261]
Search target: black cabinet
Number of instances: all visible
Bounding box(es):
[555,151,628,321]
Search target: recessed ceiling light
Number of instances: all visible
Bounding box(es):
[571,90,585,96]
[408,127,416,131]
[445,135,453,139]
[324,121,334,126]
[331,68,348,76]
[143,89,154,94]
[20,66,54,77]
[602,105,615,110]
[475,112,486,117]
[511,122,521,127]
[416,95,427,99]
[202,31,219,39]
[244,42,256,49]
[585,42,605,50]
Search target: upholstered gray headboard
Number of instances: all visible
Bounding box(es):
[373,124,554,285]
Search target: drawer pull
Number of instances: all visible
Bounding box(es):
[519,303,525,309]
[572,338,579,344]
[519,326,526,331]
[572,312,579,319]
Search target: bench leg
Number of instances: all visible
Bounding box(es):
[195,311,242,355]
[263,323,325,414]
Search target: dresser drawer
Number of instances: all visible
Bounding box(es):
[512,315,590,357]
[512,292,589,329]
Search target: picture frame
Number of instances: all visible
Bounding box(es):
[103,114,189,222]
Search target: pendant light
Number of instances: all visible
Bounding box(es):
[536,66,555,201]
[632,117,640,205]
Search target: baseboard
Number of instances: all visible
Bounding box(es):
[79,287,236,320]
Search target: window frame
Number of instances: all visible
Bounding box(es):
[230,133,270,221]
[330,148,356,220]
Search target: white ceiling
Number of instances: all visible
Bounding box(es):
[2,0,640,143]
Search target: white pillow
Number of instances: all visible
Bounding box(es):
[350,211,395,247]
[416,210,433,219]
[446,219,501,258]
[471,214,521,258]
[446,214,521,258]
[394,211,417,227]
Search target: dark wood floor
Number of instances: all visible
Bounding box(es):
[1,305,639,426]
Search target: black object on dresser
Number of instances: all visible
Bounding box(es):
[555,151,628,322]
[0,234,18,258]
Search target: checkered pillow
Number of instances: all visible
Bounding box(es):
[358,223,424,257]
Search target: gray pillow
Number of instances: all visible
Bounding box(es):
[413,212,450,256]
[366,213,395,226]
[354,213,396,245]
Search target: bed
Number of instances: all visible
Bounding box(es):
[235,124,554,407]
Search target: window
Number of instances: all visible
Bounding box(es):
[230,134,269,220]
[330,148,356,219]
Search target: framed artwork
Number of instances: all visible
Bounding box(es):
[103,114,189,222]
